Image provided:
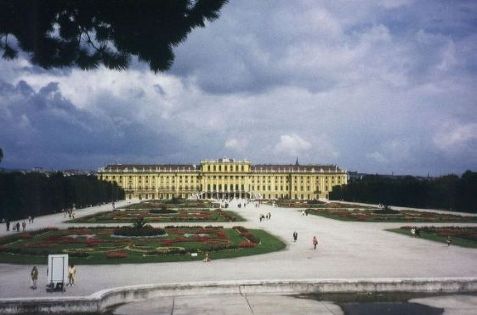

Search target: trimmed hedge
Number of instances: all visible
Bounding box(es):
[113,225,166,237]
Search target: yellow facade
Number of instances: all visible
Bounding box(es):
[98,158,347,200]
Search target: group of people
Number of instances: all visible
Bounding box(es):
[30,263,77,290]
[3,217,33,232]
[292,231,319,250]
[259,212,272,222]
[62,208,76,219]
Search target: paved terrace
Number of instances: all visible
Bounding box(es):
[0,199,476,298]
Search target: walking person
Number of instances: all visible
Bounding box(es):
[67,264,76,286]
[447,236,452,247]
[313,236,318,250]
[31,266,39,289]
[22,221,26,232]
[293,231,298,242]
[16,222,20,232]
[6,220,10,232]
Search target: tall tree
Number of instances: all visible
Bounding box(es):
[0,0,227,72]
[330,172,477,213]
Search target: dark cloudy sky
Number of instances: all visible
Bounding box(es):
[1,0,476,175]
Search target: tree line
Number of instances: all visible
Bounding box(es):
[0,171,125,220]
[330,171,476,213]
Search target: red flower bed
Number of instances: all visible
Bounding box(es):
[18,233,32,239]
[239,241,256,248]
[106,250,128,259]
[86,239,101,247]
[161,239,176,246]
[233,226,260,244]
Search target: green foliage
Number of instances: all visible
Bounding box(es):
[133,216,147,229]
[373,205,400,214]
[330,171,477,213]
[167,196,185,204]
[0,0,227,72]
[113,225,166,237]
[0,172,125,220]
[149,208,178,214]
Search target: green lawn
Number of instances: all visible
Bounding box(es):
[387,227,477,248]
[308,208,477,223]
[0,227,285,264]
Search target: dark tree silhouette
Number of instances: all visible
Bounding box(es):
[0,172,124,220]
[330,171,477,213]
[0,0,227,71]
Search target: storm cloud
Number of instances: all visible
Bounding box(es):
[0,0,476,175]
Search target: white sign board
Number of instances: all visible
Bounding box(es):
[47,254,68,286]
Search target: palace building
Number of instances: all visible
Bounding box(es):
[98,158,347,200]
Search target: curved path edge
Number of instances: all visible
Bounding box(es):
[1,277,477,314]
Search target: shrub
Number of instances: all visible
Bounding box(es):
[307,200,325,205]
[113,225,166,237]
[133,216,147,229]
[150,208,177,214]
[373,206,400,215]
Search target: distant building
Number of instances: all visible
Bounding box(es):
[62,169,95,176]
[98,158,348,200]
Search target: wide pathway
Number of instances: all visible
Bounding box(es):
[0,199,477,298]
[114,294,343,315]
[0,200,136,238]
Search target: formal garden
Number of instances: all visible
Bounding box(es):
[70,208,244,223]
[265,200,377,209]
[123,199,218,210]
[0,222,285,264]
[306,207,477,222]
[388,226,477,248]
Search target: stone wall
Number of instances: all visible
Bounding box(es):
[1,278,476,314]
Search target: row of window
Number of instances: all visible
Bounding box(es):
[105,175,345,182]
[131,193,322,201]
[203,164,248,172]
[206,184,245,191]
[250,185,328,192]
[131,185,200,190]
[127,184,332,192]
[103,175,345,192]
